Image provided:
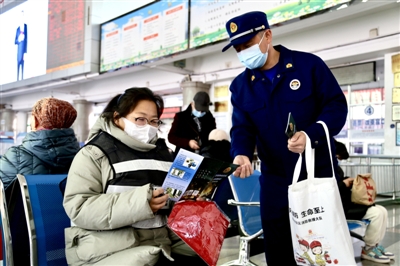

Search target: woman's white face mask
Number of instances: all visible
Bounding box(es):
[122,117,157,143]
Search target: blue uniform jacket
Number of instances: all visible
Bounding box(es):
[230,45,348,218]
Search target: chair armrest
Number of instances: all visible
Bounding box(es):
[228,199,260,206]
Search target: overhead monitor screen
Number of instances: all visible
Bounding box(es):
[100,0,189,73]
[46,1,85,73]
[189,0,350,49]
[0,0,86,85]
[0,0,49,84]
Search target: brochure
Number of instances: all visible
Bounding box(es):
[162,149,239,202]
[285,112,297,139]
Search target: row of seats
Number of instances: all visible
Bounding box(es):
[0,171,367,266]
[0,171,264,266]
[0,174,69,266]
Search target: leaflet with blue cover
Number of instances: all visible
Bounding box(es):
[161,149,238,201]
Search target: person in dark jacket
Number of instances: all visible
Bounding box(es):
[200,129,232,162]
[335,140,394,263]
[168,91,216,155]
[0,97,80,189]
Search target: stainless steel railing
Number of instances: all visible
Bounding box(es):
[252,155,400,201]
[339,155,400,200]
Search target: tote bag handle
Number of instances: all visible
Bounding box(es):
[292,121,335,184]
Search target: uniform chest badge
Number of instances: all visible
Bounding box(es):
[290,79,300,90]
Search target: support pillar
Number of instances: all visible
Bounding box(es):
[180,81,212,108]
[0,105,16,133]
[16,111,29,134]
[73,99,93,143]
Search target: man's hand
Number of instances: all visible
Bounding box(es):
[343,177,355,188]
[149,188,169,213]
[288,131,306,154]
[189,139,200,150]
[233,155,253,178]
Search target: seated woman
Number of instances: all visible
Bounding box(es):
[335,140,395,264]
[0,97,80,265]
[63,87,205,266]
[0,97,80,189]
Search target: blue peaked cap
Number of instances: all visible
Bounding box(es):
[222,11,270,52]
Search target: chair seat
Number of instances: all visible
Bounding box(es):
[17,174,69,266]
[347,219,371,231]
[347,219,370,242]
[0,181,13,266]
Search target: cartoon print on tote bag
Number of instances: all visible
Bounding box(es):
[294,231,341,266]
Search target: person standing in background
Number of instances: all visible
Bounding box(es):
[168,91,216,155]
[222,11,347,265]
[15,10,28,81]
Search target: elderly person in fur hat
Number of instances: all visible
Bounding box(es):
[0,97,80,189]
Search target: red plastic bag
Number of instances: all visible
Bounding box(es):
[168,200,230,266]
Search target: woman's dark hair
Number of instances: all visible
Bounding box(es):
[101,87,164,126]
[334,139,349,160]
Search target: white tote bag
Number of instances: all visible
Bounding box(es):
[288,121,356,266]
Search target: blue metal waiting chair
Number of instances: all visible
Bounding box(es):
[0,180,13,266]
[17,174,69,266]
[347,219,371,241]
[212,176,239,223]
[221,170,263,266]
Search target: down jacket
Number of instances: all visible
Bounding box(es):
[0,128,80,189]
[63,117,193,266]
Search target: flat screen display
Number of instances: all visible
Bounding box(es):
[0,0,49,85]
[189,0,349,49]
[0,0,86,85]
[100,0,189,73]
[46,0,85,73]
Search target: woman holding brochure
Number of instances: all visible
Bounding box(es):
[63,87,205,266]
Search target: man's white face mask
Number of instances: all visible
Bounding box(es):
[237,34,269,70]
[122,117,157,143]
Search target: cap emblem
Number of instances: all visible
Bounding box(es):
[230,22,238,33]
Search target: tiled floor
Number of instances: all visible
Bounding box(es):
[217,203,400,266]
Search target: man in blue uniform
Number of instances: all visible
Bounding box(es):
[222,11,347,265]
